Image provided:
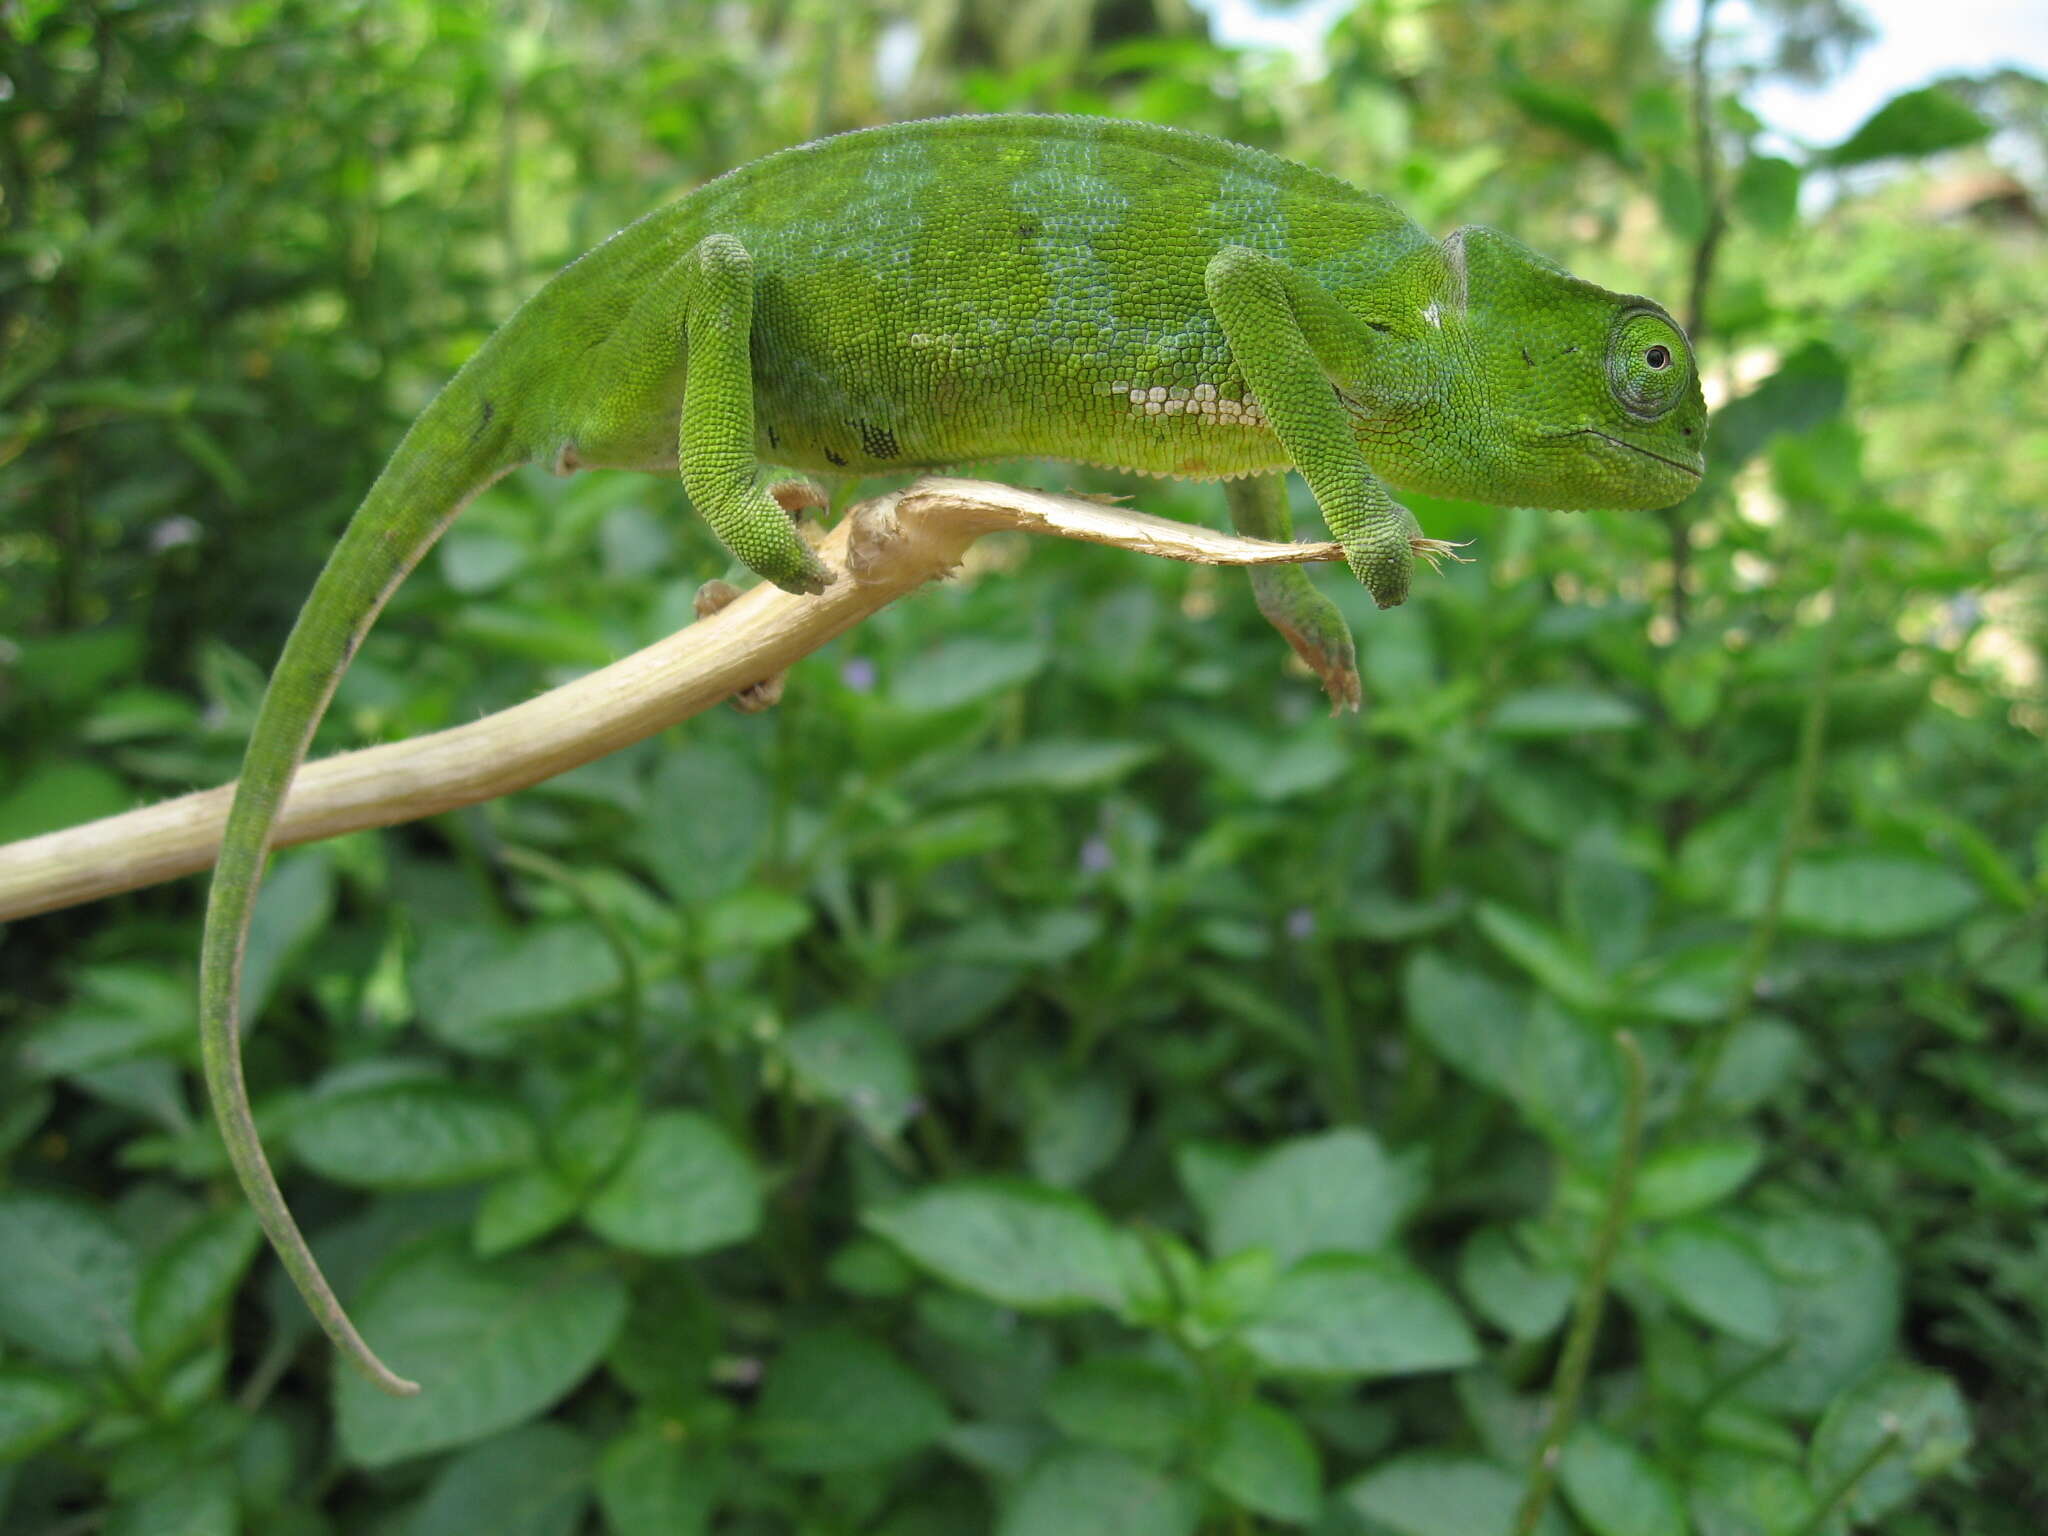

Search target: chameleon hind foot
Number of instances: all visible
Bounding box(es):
[694,579,786,713]
[1223,474,1361,712]
[766,478,830,518]
[1252,568,1361,714]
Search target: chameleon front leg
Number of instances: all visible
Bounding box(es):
[1223,475,1361,712]
[1204,244,1422,610]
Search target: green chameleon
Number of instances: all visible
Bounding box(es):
[199,113,1706,1394]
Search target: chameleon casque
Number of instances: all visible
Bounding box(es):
[198,114,1707,1394]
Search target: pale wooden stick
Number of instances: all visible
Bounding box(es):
[0,477,1343,922]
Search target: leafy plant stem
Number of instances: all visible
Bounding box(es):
[1683,541,1859,1119]
[1513,1030,1647,1536]
[234,1324,306,1417]
[1685,0,1728,344]
[1313,938,1364,1124]
[499,844,644,1076]
[1793,1426,1902,1536]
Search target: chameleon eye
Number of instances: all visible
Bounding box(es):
[1607,309,1690,420]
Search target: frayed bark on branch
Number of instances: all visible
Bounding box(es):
[0,477,1343,922]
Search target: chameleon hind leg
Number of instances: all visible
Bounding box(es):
[1224,475,1361,713]
[692,479,831,712]
[576,233,832,595]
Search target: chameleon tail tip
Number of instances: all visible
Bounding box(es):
[356,1352,423,1397]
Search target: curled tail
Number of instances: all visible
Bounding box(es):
[199,378,521,1395]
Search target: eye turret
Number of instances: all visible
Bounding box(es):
[1607,309,1692,421]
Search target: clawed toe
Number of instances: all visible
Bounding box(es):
[767,478,831,517]
[1409,536,1474,574]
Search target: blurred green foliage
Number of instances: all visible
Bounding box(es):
[2,2,2045,1533]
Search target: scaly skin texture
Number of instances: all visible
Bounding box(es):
[198,114,1707,1395]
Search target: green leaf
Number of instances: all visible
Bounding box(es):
[412,921,623,1056]
[695,886,812,953]
[1209,1127,1421,1268]
[1044,1357,1192,1458]
[595,1427,721,1536]
[1633,1136,1763,1219]
[237,848,335,1021]
[1515,999,1627,1166]
[1722,1213,1899,1416]
[1760,855,1979,940]
[894,636,1048,712]
[0,1190,138,1367]
[1654,160,1707,241]
[439,525,529,594]
[783,1008,920,1140]
[755,1326,952,1472]
[826,1236,917,1298]
[866,1179,1125,1313]
[134,1207,262,1370]
[1824,87,1991,166]
[937,739,1156,797]
[604,1277,719,1410]
[999,1448,1201,1536]
[1346,1453,1568,1536]
[1704,1015,1808,1114]
[1810,1366,1972,1523]
[1241,1253,1478,1379]
[643,741,772,903]
[474,1165,581,1257]
[1734,155,1801,236]
[1025,1072,1132,1188]
[547,1088,641,1191]
[942,908,1104,966]
[1490,687,1641,737]
[1686,1446,1822,1536]
[1476,902,1611,1012]
[1709,341,1849,478]
[289,1081,538,1189]
[585,1110,762,1256]
[1458,1226,1574,1342]
[1643,1219,1783,1345]
[1503,80,1630,163]
[0,1367,95,1462]
[334,1241,626,1468]
[1169,716,1347,801]
[1559,1424,1687,1536]
[0,757,130,842]
[409,1423,593,1536]
[19,964,194,1079]
[1205,1398,1321,1525]
[103,1464,238,1536]
[1402,950,1524,1098]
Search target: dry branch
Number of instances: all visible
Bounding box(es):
[0,477,1343,922]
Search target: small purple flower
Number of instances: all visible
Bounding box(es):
[840,656,877,693]
[1079,836,1113,874]
[1286,907,1316,941]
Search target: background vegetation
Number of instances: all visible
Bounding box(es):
[2,1,2043,1532]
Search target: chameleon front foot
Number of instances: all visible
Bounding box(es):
[694,579,786,712]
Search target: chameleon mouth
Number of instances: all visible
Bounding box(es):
[1568,427,1705,479]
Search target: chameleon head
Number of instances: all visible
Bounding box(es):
[1430,226,1708,512]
